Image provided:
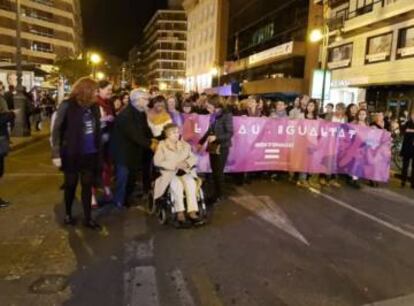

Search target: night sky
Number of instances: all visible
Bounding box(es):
[80,0,168,59]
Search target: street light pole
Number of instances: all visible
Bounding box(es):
[12,0,30,137]
[320,24,329,111]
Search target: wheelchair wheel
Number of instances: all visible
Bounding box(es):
[158,208,169,225]
[147,191,156,215]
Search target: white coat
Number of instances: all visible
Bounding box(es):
[153,140,198,200]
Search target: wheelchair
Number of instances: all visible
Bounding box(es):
[147,171,208,226]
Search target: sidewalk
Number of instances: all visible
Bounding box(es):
[10,122,50,152]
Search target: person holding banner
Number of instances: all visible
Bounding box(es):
[400,111,414,188]
[348,108,370,189]
[198,95,234,203]
[297,100,320,188]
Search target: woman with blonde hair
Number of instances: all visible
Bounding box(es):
[51,77,102,230]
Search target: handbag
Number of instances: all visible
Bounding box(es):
[207,142,221,155]
[0,136,9,156]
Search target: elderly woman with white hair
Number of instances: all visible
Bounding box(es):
[153,123,200,224]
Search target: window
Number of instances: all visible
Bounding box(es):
[31,0,54,7]
[365,32,393,64]
[397,26,414,59]
[31,40,53,53]
[28,24,54,38]
[328,43,353,69]
[22,6,53,22]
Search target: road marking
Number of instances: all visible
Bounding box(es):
[191,269,224,306]
[171,269,196,306]
[231,187,309,246]
[363,186,414,208]
[309,188,414,241]
[363,292,414,305]
[74,229,94,257]
[126,266,160,306]
[136,237,154,260]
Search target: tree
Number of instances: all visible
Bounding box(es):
[53,58,91,84]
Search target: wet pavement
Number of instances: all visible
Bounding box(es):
[1,139,414,306]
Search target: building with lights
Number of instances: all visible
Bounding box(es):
[322,0,414,115]
[183,0,229,93]
[134,7,187,92]
[0,0,83,66]
[219,0,321,97]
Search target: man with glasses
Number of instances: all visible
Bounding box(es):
[111,89,156,208]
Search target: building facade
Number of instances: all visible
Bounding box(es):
[0,0,82,66]
[219,0,321,97]
[137,9,187,92]
[325,0,414,115]
[183,0,229,93]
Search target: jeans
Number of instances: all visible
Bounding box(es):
[114,164,138,206]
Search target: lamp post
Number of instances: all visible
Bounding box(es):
[89,53,102,79]
[12,0,30,137]
[310,26,330,111]
[210,66,220,87]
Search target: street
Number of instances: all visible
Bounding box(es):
[1,139,414,306]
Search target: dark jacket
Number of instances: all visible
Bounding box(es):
[401,120,414,157]
[51,99,101,172]
[110,104,153,168]
[0,111,14,138]
[199,110,233,150]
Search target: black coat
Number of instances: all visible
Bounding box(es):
[110,104,152,169]
[199,110,234,150]
[401,120,414,158]
[51,99,101,172]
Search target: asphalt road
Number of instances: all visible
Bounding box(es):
[1,139,414,306]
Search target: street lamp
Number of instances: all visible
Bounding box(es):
[89,52,102,79]
[12,0,30,137]
[159,82,167,91]
[96,71,106,80]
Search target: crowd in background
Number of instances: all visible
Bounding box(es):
[0,74,407,229]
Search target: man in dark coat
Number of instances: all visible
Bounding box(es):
[112,89,154,207]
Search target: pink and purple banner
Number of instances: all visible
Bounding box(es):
[181,114,392,182]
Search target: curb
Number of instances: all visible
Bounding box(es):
[10,134,50,152]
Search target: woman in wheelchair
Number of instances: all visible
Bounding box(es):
[153,123,201,224]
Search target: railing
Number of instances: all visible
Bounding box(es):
[328,0,403,30]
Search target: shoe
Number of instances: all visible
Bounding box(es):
[329,180,341,188]
[63,216,76,226]
[310,182,321,189]
[0,202,9,208]
[0,198,10,206]
[350,180,361,189]
[296,180,310,188]
[319,178,328,186]
[177,212,186,222]
[83,219,102,230]
[188,212,201,222]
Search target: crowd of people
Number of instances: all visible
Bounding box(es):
[26,75,413,229]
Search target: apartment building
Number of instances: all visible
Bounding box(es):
[139,9,187,92]
[326,0,414,114]
[0,0,82,66]
[183,0,228,93]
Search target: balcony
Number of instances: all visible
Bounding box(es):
[331,0,414,34]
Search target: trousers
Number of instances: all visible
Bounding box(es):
[170,174,198,213]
